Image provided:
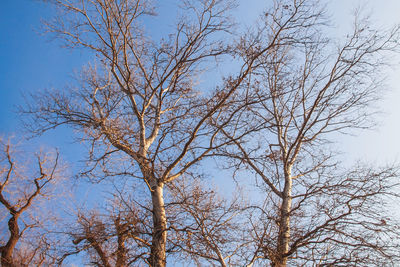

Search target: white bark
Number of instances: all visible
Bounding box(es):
[150,184,167,267]
[275,167,292,267]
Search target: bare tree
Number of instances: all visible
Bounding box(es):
[165,176,253,267]
[21,0,316,265]
[20,0,400,265]
[215,0,400,266]
[0,138,62,266]
[60,177,259,267]
[58,190,152,266]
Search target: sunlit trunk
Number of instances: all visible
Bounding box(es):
[115,216,127,267]
[275,167,292,267]
[150,184,167,267]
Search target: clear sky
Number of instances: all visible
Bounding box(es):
[327,0,400,164]
[1,0,400,264]
[1,0,400,163]
[0,0,89,159]
[1,0,400,229]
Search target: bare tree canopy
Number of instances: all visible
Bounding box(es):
[23,0,241,264]
[215,1,400,266]
[0,138,63,266]
[56,189,152,266]
[17,0,400,266]
[21,0,322,265]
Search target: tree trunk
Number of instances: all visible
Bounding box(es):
[150,184,167,267]
[1,215,19,267]
[115,216,127,267]
[275,168,293,267]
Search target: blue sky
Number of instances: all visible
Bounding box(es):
[0,0,83,130]
[0,0,89,160]
[0,0,264,155]
[1,0,400,223]
[1,0,400,265]
[2,0,400,233]
[1,0,400,164]
[330,0,400,164]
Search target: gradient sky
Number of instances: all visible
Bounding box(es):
[1,0,400,265]
[329,0,400,165]
[0,0,89,159]
[1,0,400,163]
